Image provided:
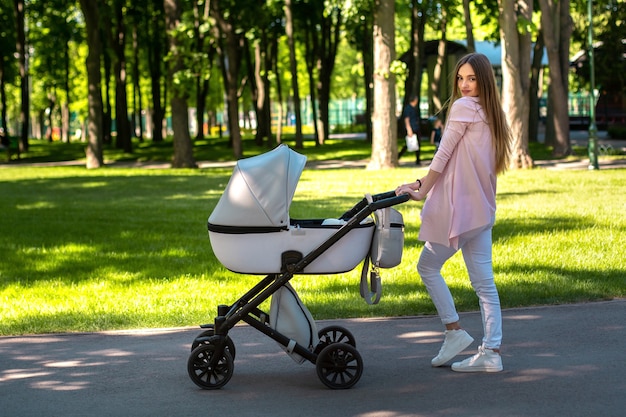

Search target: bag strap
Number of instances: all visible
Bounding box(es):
[360,193,381,304]
[360,255,381,305]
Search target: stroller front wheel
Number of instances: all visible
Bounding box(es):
[191,328,237,360]
[187,343,234,390]
[316,342,363,389]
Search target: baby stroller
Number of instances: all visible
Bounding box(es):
[187,144,408,390]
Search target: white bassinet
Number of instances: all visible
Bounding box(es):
[208,145,374,274]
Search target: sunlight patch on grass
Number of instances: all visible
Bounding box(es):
[16,201,56,210]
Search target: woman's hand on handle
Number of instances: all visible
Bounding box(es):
[395,183,423,201]
[395,169,441,201]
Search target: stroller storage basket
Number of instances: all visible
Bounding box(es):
[209,218,375,274]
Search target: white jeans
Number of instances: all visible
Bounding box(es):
[417,222,502,349]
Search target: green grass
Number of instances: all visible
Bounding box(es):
[0,139,625,336]
[8,132,624,166]
[5,135,377,165]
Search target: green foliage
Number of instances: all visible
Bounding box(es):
[570,0,626,93]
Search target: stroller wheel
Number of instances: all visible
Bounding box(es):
[191,329,237,359]
[317,325,356,353]
[187,343,234,390]
[316,342,363,389]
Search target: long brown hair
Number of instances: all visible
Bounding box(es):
[446,53,512,174]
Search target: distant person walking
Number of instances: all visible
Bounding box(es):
[398,96,421,165]
[395,53,512,372]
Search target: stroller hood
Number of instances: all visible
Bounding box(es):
[209,145,307,228]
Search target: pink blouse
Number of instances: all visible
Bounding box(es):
[418,96,497,249]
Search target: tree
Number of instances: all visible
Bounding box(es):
[110,0,133,153]
[401,0,426,114]
[270,28,285,144]
[78,0,104,168]
[164,0,196,168]
[304,1,343,145]
[498,0,533,169]
[343,0,374,142]
[284,0,303,149]
[0,0,17,147]
[540,0,571,157]
[145,0,166,143]
[368,0,395,170]
[29,0,82,144]
[462,0,475,53]
[13,0,29,153]
[247,1,281,148]
[251,31,274,148]
[528,29,545,143]
[571,0,626,128]
[430,5,449,113]
[211,0,257,158]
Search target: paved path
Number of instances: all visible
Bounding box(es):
[1,299,624,417]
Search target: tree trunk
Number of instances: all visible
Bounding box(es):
[224,38,243,156]
[62,39,71,142]
[431,10,447,113]
[253,33,273,148]
[148,2,166,142]
[132,21,143,141]
[148,0,165,143]
[284,0,303,149]
[368,0,395,170]
[102,45,112,146]
[193,0,206,142]
[164,0,196,168]
[499,0,533,169]
[79,0,104,168]
[1,59,9,147]
[46,90,55,141]
[528,30,545,143]
[271,36,284,144]
[363,15,374,143]
[462,0,475,52]
[403,1,425,113]
[304,32,320,145]
[14,0,29,152]
[211,0,244,158]
[113,0,132,153]
[539,0,571,157]
[316,7,342,145]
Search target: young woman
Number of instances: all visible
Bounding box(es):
[395,53,512,372]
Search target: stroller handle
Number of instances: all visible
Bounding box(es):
[340,191,410,220]
[370,192,410,210]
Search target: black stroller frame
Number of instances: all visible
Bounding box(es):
[187,191,409,390]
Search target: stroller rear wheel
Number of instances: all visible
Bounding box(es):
[187,343,234,390]
[316,342,363,389]
[316,325,356,353]
[191,327,237,359]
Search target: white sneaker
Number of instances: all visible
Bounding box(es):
[431,329,474,367]
[451,345,503,373]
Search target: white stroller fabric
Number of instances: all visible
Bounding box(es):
[208,144,375,274]
[209,144,307,228]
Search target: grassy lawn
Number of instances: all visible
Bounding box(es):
[0,137,625,336]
